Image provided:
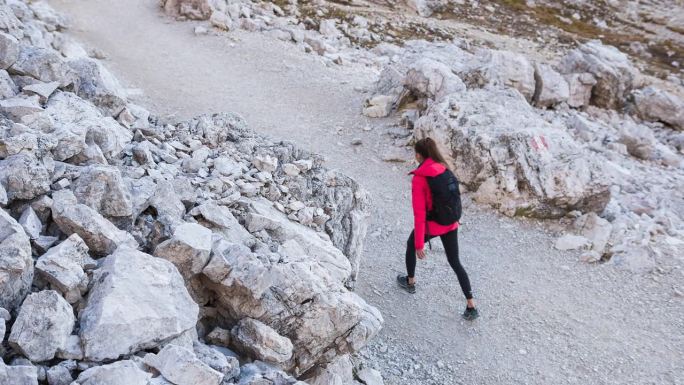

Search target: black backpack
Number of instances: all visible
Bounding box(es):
[426,169,462,225]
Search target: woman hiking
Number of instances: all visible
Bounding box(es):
[396,137,479,321]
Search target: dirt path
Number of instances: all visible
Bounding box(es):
[50,1,684,384]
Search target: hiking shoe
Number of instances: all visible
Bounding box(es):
[462,307,479,321]
[396,275,416,294]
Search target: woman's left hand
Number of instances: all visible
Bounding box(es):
[417,249,426,260]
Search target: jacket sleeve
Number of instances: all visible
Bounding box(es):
[412,175,428,250]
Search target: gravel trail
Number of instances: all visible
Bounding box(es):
[50,1,684,384]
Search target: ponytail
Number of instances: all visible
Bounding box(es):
[414,137,448,166]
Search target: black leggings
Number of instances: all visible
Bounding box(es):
[405,229,473,300]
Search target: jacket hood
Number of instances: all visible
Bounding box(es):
[410,158,446,177]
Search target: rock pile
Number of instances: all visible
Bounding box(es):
[160,0,448,68]
[0,1,381,384]
[364,38,684,272]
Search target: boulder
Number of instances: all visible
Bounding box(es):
[0,208,33,312]
[154,222,213,278]
[79,247,198,361]
[72,165,133,218]
[35,234,93,303]
[619,121,657,160]
[172,112,248,149]
[144,345,223,385]
[0,95,43,120]
[0,4,23,39]
[472,49,536,101]
[559,40,642,109]
[404,58,465,102]
[533,63,569,108]
[56,334,84,360]
[9,290,75,362]
[0,182,6,206]
[206,326,232,346]
[46,364,72,385]
[160,0,214,20]
[8,45,73,87]
[574,212,612,254]
[0,69,17,98]
[406,0,449,17]
[0,361,38,385]
[22,81,60,103]
[193,341,240,383]
[18,206,41,240]
[304,354,353,385]
[203,237,382,375]
[0,307,6,341]
[68,58,127,117]
[362,94,392,118]
[319,19,342,37]
[252,154,278,173]
[72,360,151,385]
[231,318,294,365]
[245,198,352,284]
[210,11,233,31]
[357,368,384,385]
[238,361,304,385]
[554,234,590,251]
[45,92,132,161]
[414,89,611,218]
[607,244,656,273]
[191,202,253,246]
[632,86,684,131]
[51,190,138,256]
[0,32,19,70]
[565,72,597,108]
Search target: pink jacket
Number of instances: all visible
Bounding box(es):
[410,158,459,250]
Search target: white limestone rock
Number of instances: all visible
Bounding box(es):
[68,58,127,117]
[0,32,20,70]
[8,45,73,87]
[79,247,198,361]
[9,290,75,362]
[0,208,33,312]
[533,63,569,108]
[203,236,382,376]
[404,58,466,102]
[72,360,151,385]
[472,49,536,101]
[193,341,240,383]
[154,222,213,278]
[554,234,591,251]
[362,94,393,118]
[0,69,17,98]
[35,234,93,304]
[633,86,684,131]
[0,95,43,120]
[45,92,132,161]
[144,344,223,385]
[559,40,642,109]
[565,73,597,108]
[51,190,138,256]
[0,360,38,385]
[72,165,133,218]
[230,318,294,365]
[18,206,41,240]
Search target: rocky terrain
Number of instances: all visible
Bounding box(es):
[159,0,684,274]
[0,1,383,384]
[2,0,683,384]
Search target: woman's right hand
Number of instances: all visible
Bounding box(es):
[417,249,426,260]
